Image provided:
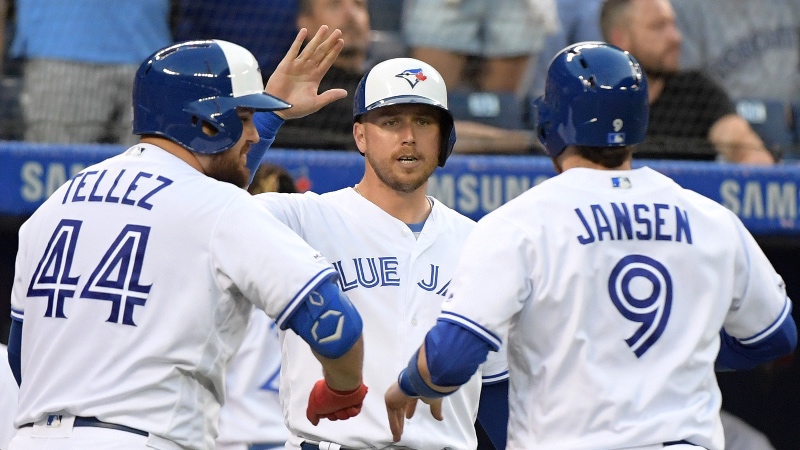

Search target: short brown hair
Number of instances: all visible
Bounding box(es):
[600,0,633,41]
[298,0,314,16]
[575,145,633,168]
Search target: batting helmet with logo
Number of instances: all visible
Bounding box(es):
[133,40,291,155]
[353,57,456,167]
[533,42,649,159]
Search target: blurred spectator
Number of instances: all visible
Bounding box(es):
[275,0,540,155]
[600,0,775,164]
[403,0,558,94]
[272,0,370,151]
[529,0,604,97]
[173,1,299,81]
[247,163,299,195]
[10,0,172,145]
[671,0,800,103]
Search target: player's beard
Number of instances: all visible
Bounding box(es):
[205,148,250,189]
[642,64,678,80]
[638,45,681,79]
[339,22,369,57]
[365,150,438,193]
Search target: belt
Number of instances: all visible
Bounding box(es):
[22,416,148,437]
[249,444,286,450]
[300,441,357,450]
[299,439,697,449]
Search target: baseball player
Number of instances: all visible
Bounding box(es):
[385,42,797,450]
[7,28,367,450]
[215,310,288,450]
[250,57,509,449]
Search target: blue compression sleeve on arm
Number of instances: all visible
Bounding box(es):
[8,317,22,386]
[425,320,493,387]
[246,112,285,185]
[398,348,450,399]
[716,312,797,371]
[285,277,362,359]
[397,320,494,398]
[477,379,509,450]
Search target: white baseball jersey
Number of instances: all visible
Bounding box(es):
[255,188,508,449]
[215,308,288,450]
[1,344,19,449]
[10,144,336,450]
[442,167,791,450]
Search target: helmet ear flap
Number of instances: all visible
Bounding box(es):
[531,96,552,154]
[537,122,547,143]
[177,99,244,154]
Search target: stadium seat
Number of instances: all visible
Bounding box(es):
[447,90,527,130]
[735,98,796,159]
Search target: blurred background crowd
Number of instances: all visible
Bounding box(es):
[0,0,798,162]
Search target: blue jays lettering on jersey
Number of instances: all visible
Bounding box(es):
[332,257,449,296]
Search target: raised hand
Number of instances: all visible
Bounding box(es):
[266,25,348,120]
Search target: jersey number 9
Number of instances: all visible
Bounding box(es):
[607,254,673,357]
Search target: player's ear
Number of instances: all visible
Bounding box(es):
[353,122,367,156]
[607,27,630,51]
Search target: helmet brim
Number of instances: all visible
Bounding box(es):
[364,94,447,114]
[218,92,291,112]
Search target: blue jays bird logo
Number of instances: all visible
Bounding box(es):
[395,68,427,88]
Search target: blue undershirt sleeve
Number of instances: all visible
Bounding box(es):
[246,112,285,185]
[716,312,797,371]
[398,320,497,398]
[424,320,493,387]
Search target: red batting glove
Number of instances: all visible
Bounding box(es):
[306,380,368,425]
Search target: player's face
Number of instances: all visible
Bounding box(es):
[203,108,259,188]
[298,0,370,58]
[625,0,682,76]
[354,104,441,193]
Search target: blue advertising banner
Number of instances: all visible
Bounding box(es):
[2,143,798,236]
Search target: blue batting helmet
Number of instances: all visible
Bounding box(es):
[353,58,456,167]
[133,40,291,155]
[533,42,649,158]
